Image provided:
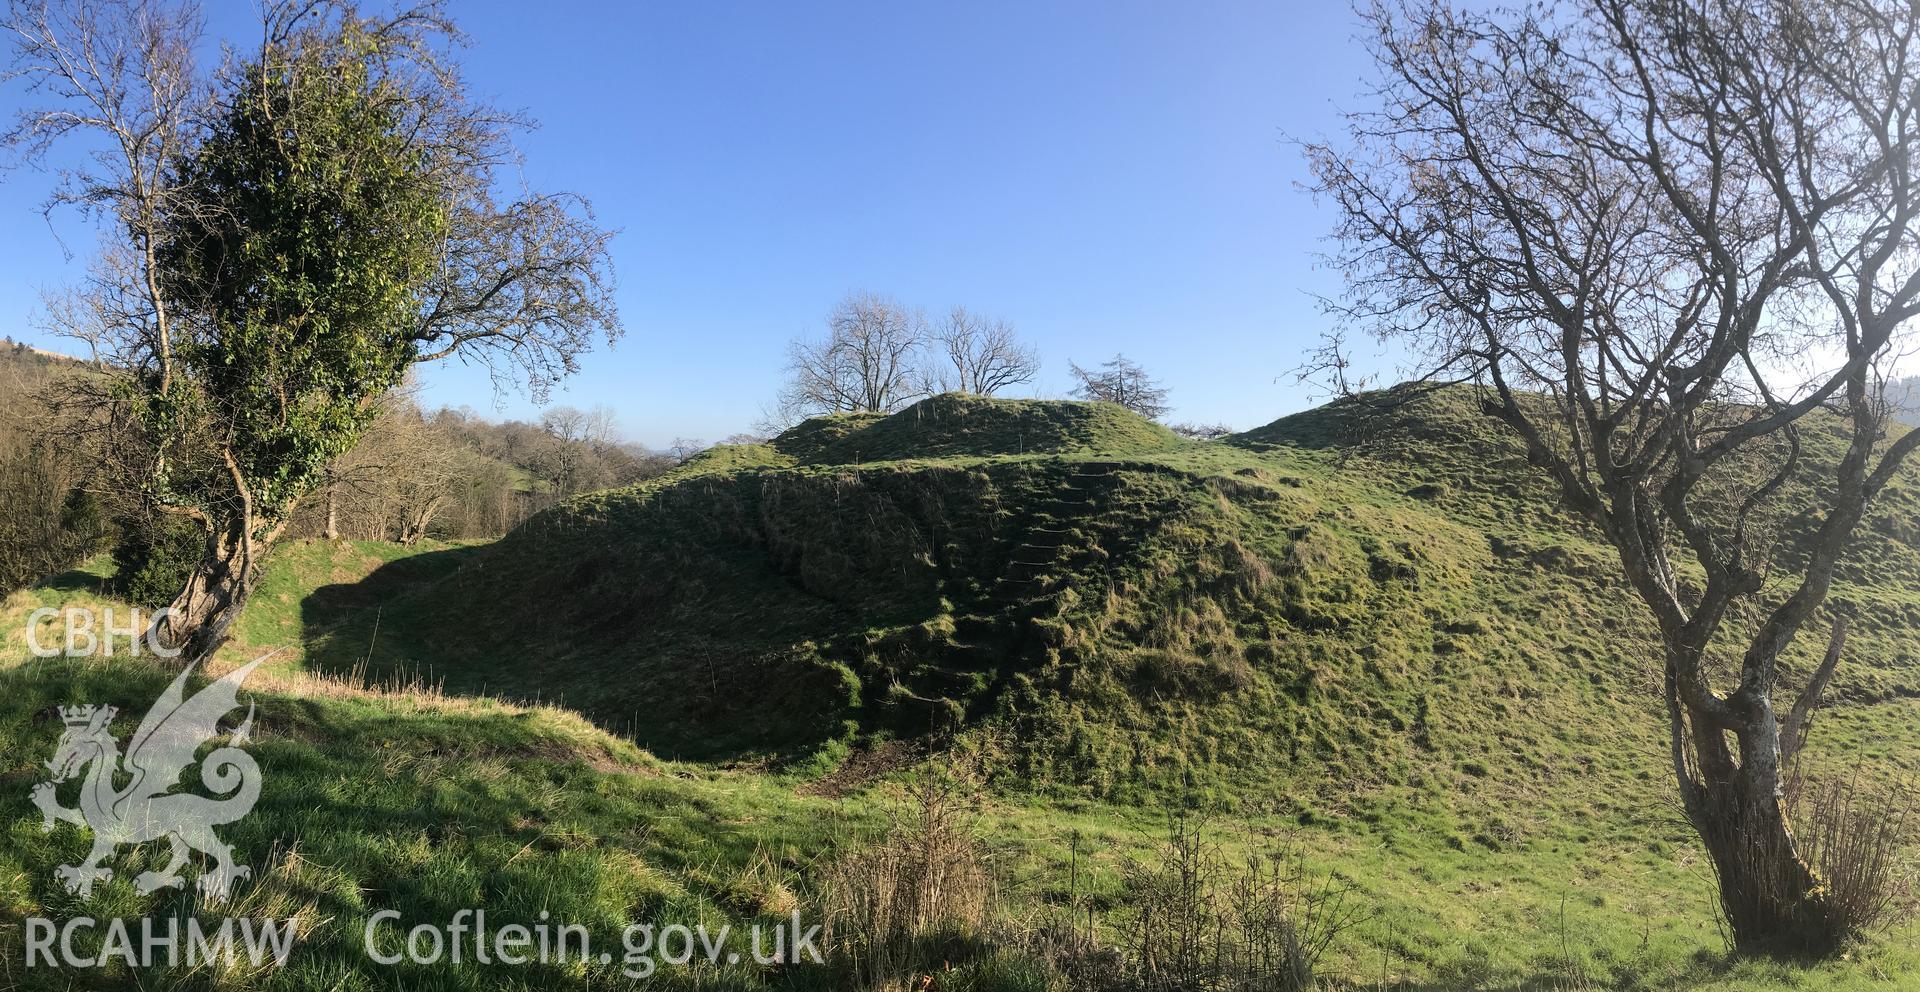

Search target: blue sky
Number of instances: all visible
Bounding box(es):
[0,1,1380,448]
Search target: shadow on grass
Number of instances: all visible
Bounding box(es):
[0,655,853,991]
[301,543,486,628]
[36,567,110,595]
[296,542,851,767]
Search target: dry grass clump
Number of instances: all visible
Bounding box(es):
[818,771,995,988]
[1123,818,1363,992]
[810,772,1374,991]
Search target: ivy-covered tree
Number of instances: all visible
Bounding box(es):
[3,0,620,660]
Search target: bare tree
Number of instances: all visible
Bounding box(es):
[930,306,1039,396]
[528,404,629,496]
[1170,422,1233,441]
[314,393,462,545]
[538,405,588,440]
[536,406,592,496]
[1069,354,1171,420]
[2,0,201,391]
[777,292,927,420]
[388,421,460,547]
[580,405,620,455]
[666,437,707,464]
[1309,0,1920,957]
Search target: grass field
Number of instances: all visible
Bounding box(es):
[2,390,1917,990]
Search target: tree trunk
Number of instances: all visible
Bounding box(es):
[153,514,270,665]
[400,495,446,547]
[323,488,340,541]
[1672,684,1841,958]
[1692,779,1837,957]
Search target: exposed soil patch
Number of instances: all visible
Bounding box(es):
[798,739,921,798]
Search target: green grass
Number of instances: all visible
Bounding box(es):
[773,393,1187,464]
[0,658,866,990]
[3,387,1919,989]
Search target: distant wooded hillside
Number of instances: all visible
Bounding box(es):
[0,340,677,596]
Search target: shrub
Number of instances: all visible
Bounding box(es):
[1792,772,1916,942]
[0,444,110,594]
[1707,770,1917,958]
[112,514,204,609]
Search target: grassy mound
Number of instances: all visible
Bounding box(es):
[766,410,890,462]
[771,393,1185,464]
[304,386,1920,806]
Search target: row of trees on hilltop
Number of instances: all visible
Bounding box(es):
[768,291,1182,430]
[770,292,1042,425]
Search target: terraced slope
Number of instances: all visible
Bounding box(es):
[297,390,1920,810]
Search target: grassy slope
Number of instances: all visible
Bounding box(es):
[0,569,870,991]
[338,391,1920,790]
[2,390,1918,989]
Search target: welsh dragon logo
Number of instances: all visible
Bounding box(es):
[29,658,265,903]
